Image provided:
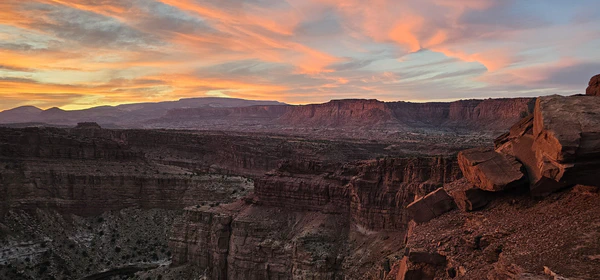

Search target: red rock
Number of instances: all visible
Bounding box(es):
[406,188,456,223]
[531,95,600,190]
[396,249,446,280]
[571,185,599,195]
[408,249,447,265]
[458,147,526,191]
[445,178,491,212]
[586,74,600,96]
[396,257,431,280]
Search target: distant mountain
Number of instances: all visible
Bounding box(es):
[0,106,43,124]
[0,97,285,126]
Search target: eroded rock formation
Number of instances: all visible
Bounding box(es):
[493,95,600,196]
[169,157,462,279]
[586,74,600,96]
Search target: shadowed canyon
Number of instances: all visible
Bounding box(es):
[0,76,600,280]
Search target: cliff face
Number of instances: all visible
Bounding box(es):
[0,126,418,218]
[169,156,462,279]
[349,157,461,231]
[170,201,349,280]
[387,98,534,128]
[0,163,251,217]
[0,127,140,160]
[274,98,534,130]
[276,99,395,127]
[254,157,461,231]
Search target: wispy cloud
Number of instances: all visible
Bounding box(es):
[0,0,599,110]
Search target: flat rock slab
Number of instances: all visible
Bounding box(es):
[458,147,526,191]
[406,188,455,223]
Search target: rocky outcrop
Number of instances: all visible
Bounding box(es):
[457,147,526,192]
[400,183,600,279]
[531,95,600,188]
[406,188,455,223]
[493,95,600,196]
[586,74,600,96]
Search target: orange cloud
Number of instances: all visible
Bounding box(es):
[158,0,339,73]
[432,47,516,71]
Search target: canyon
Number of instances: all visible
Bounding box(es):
[0,77,599,280]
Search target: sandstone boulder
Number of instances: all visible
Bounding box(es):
[458,147,526,191]
[586,74,600,96]
[406,188,455,223]
[532,95,600,188]
[445,178,491,212]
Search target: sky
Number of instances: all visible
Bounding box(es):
[1,0,600,110]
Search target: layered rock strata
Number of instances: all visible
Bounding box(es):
[170,157,462,279]
[457,147,526,191]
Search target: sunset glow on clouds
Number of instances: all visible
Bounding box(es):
[1,0,599,110]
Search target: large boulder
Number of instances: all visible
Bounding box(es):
[531,95,600,189]
[458,147,526,192]
[492,95,600,196]
[586,74,600,96]
[406,188,455,223]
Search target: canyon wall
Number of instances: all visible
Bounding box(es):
[0,126,414,218]
[169,156,462,279]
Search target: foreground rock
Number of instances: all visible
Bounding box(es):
[457,147,526,192]
[401,188,600,279]
[406,188,455,223]
[586,74,600,96]
[495,95,600,196]
[445,178,491,212]
[531,95,600,191]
